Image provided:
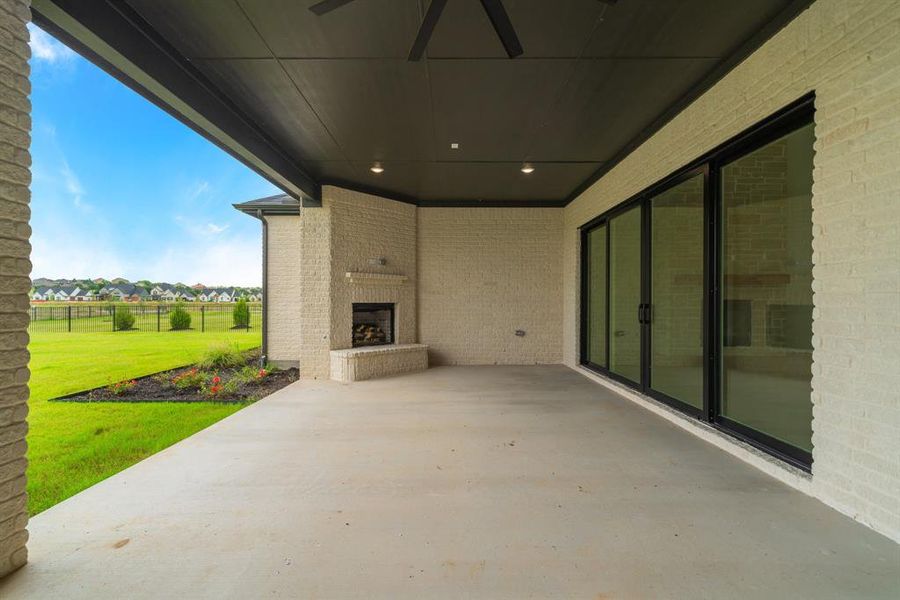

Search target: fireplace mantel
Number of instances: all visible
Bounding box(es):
[345,272,409,285]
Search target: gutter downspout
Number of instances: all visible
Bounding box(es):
[256,209,268,368]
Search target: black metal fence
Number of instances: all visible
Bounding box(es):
[28,303,262,334]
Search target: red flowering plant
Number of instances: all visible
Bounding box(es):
[107,379,137,396]
[256,368,268,380]
[202,374,236,399]
[171,367,204,390]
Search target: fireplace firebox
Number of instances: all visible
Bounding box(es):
[351,303,395,347]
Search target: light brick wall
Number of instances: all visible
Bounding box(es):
[330,345,428,383]
[0,0,30,577]
[326,186,417,351]
[297,204,331,379]
[294,191,563,373]
[564,0,900,541]
[264,215,301,367]
[418,208,563,365]
[292,187,418,379]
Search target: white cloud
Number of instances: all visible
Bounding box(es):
[174,215,230,237]
[187,180,211,201]
[145,237,261,287]
[28,24,75,64]
[60,160,91,211]
[31,231,127,281]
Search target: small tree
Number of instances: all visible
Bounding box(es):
[232,297,250,329]
[169,302,192,330]
[115,305,135,331]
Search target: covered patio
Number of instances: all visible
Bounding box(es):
[1,0,900,590]
[2,366,897,598]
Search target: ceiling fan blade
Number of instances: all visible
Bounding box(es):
[408,0,449,61]
[478,0,523,58]
[308,0,356,16]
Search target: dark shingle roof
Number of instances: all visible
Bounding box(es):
[104,283,148,297]
[233,193,301,216]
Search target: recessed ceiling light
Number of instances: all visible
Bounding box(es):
[450,142,459,149]
[520,163,535,174]
[370,162,384,174]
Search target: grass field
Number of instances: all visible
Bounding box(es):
[28,328,261,515]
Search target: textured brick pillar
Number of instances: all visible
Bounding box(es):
[0,0,31,578]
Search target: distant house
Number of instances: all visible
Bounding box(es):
[204,290,219,302]
[215,288,237,302]
[68,288,95,301]
[50,285,84,301]
[152,285,178,302]
[101,284,149,302]
[31,286,53,301]
[176,290,195,302]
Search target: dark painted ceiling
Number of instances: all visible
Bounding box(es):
[41,0,811,205]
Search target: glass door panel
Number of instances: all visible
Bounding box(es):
[649,174,705,408]
[720,122,815,454]
[609,206,642,383]
[584,224,607,367]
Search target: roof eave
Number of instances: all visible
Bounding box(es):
[232,203,302,217]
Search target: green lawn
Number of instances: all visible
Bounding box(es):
[28,303,261,333]
[27,329,261,515]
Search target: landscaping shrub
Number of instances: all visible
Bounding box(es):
[106,379,137,395]
[234,365,271,385]
[232,297,250,329]
[198,343,245,370]
[171,367,204,390]
[169,302,191,330]
[114,306,135,331]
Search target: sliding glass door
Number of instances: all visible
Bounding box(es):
[649,173,705,410]
[719,122,815,460]
[580,95,815,468]
[582,224,607,369]
[608,206,642,384]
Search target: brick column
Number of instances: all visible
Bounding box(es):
[0,0,31,578]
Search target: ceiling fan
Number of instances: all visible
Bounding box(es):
[308,0,524,61]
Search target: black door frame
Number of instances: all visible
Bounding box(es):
[579,92,816,471]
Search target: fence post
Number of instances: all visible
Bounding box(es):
[201,306,205,332]
[112,305,116,332]
[67,305,72,332]
[157,305,161,332]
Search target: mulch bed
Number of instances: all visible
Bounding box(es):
[54,352,298,404]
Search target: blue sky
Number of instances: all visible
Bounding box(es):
[28,24,280,287]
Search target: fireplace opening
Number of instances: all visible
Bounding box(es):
[352,303,395,347]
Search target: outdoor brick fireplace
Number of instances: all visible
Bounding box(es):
[352,303,394,347]
[335,298,426,382]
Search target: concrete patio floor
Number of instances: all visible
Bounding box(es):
[2,366,898,599]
